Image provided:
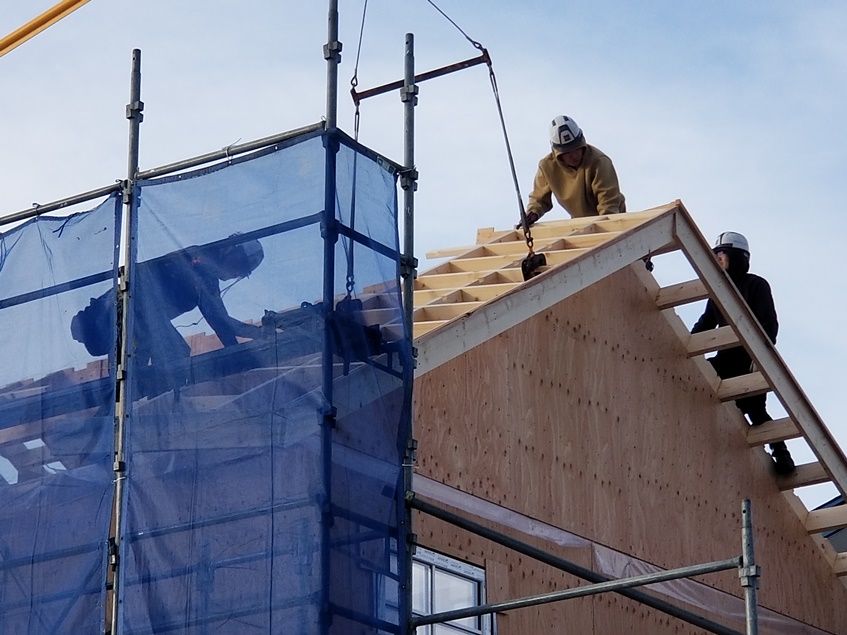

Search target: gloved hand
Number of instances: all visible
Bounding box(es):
[515,211,539,230]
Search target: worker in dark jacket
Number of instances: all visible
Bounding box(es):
[519,115,625,228]
[72,237,266,387]
[691,231,795,474]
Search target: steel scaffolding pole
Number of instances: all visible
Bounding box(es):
[324,0,340,129]
[110,47,143,635]
[401,32,419,635]
[740,499,760,635]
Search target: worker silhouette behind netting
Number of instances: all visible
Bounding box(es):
[72,236,266,391]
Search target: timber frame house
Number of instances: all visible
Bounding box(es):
[407,201,847,633]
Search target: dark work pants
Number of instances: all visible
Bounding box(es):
[708,350,787,454]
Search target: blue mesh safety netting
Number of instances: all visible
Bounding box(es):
[117,130,412,634]
[0,196,120,634]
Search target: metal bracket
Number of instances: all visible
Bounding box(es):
[400,254,418,280]
[400,84,419,105]
[321,405,338,428]
[120,179,132,205]
[125,99,144,122]
[738,564,761,588]
[399,169,419,191]
[323,40,342,62]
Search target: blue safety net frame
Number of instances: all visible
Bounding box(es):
[0,195,121,634]
[116,128,412,634]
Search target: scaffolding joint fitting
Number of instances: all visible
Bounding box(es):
[399,168,419,191]
[400,84,419,104]
[108,538,119,568]
[125,100,144,121]
[323,40,342,62]
[320,219,339,243]
[406,438,418,461]
[400,255,418,279]
[120,180,132,205]
[321,405,338,428]
[113,459,125,473]
[738,564,761,588]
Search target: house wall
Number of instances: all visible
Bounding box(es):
[413,263,847,634]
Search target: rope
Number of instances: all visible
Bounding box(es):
[423,0,484,51]
[342,0,371,298]
[423,0,536,254]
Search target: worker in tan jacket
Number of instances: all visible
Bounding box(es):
[520,115,625,227]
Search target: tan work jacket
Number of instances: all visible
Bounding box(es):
[527,144,625,219]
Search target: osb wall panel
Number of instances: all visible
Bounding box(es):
[414,264,847,634]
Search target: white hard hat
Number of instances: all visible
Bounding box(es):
[549,115,585,152]
[713,231,750,257]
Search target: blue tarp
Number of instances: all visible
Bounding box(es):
[0,196,120,634]
[0,129,411,634]
[123,130,409,634]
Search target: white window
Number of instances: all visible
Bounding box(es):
[412,547,492,635]
[379,545,492,635]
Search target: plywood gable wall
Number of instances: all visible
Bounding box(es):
[414,262,847,634]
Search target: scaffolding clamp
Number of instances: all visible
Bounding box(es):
[125,99,144,123]
[400,254,418,280]
[321,405,338,429]
[399,167,418,192]
[323,40,342,62]
[399,83,418,106]
[738,564,761,588]
[108,538,119,568]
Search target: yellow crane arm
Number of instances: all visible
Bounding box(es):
[0,0,91,58]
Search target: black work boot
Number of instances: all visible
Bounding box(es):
[769,442,795,475]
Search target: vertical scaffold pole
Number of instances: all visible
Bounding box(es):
[740,499,760,635]
[324,0,340,129]
[321,3,340,629]
[111,47,143,635]
[401,34,418,334]
[401,32,419,635]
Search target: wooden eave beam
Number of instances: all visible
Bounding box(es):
[675,208,847,499]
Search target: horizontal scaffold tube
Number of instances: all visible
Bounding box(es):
[410,497,744,635]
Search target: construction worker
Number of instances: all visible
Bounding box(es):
[691,232,795,475]
[519,115,625,228]
[71,237,266,391]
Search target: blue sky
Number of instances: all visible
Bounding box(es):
[2,1,846,505]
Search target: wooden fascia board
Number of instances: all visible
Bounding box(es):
[415,208,678,377]
[673,210,847,498]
